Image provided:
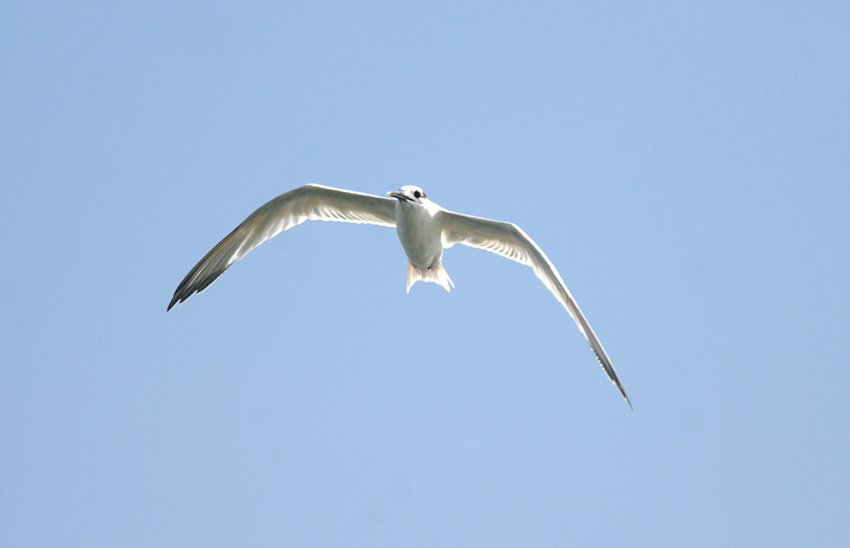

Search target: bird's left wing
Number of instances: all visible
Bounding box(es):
[168,184,396,310]
[438,209,631,409]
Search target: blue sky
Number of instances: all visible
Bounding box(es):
[2,1,848,546]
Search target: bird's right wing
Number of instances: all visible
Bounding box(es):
[439,209,631,409]
[168,184,396,310]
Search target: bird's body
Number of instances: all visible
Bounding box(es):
[391,189,455,292]
[394,195,443,270]
[169,184,631,409]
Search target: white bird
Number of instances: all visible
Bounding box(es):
[168,184,631,409]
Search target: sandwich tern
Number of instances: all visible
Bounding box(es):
[168,184,631,409]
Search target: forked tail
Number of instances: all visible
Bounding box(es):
[407,262,455,293]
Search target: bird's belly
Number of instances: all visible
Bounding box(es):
[400,237,442,268]
[395,210,443,269]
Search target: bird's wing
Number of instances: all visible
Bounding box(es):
[168,184,396,310]
[438,209,631,409]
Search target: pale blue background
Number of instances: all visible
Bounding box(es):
[2,2,848,546]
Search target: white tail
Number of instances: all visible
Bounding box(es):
[407,262,455,293]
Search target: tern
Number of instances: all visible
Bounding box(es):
[168,184,631,408]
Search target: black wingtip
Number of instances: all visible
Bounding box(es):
[594,354,632,412]
[616,380,633,412]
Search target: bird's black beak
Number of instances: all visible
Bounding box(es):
[387,190,412,203]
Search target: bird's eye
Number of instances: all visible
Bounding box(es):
[414,190,422,199]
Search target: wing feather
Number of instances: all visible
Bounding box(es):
[439,209,631,409]
[168,184,396,310]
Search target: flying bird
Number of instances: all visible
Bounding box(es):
[168,184,631,409]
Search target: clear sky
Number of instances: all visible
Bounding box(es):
[2,1,848,546]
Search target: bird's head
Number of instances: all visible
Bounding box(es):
[387,185,428,205]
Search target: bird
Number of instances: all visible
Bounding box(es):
[168,184,631,409]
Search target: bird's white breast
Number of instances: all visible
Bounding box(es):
[394,201,445,269]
